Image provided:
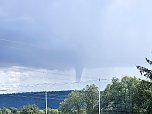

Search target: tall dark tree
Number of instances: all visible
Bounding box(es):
[132,80,152,113]
[59,84,99,114]
[136,57,152,113]
[137,58,152,81]
[20,104,41,114]
[59,90,85,114]
[100,76,139,114]
[83,84,99,114]
[100,76,152,114]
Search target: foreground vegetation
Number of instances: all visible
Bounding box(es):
[59,76,152,114]
[0,56,152,114]
[0,106,58,114]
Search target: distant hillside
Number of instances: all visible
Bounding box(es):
[0,91,71,109]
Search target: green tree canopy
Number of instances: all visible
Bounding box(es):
[132,80,152,113]
[101,76,152,114]
[59,90,85,114]
[59,84,99,114]
[20,104,41,114]
[101,76,139,114]
[83,84,99,114]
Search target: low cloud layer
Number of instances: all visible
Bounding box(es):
[0,0,152,81]
[0,66,142,94]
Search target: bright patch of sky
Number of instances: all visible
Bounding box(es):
[0,66,145,94]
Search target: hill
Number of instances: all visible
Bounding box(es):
[0,91,71,109]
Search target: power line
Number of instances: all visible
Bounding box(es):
[0,79,100,88]
[2,79,96,87]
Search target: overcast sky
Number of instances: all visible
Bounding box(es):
[0,0,152,93]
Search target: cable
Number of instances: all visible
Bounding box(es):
[29,79,99,86]
[0,79,99,88]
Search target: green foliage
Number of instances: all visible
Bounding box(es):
[101,76,138,114]
[0,107,12,114]
[59,90,85,114]
[83,84,99,114]
[59,84,99,114]
[136,56,152,113]
[0,106,60,114]
[0,76,151,114]
[39,110,45,114]
[20,104,41,114]
[47,108,58,114]
[0,105,62,114]
[132,80,152,113]
[101,76,152,114]
[137,58,152,81]
[9,107,19,114]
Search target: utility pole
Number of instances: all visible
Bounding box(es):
[99,78,101,114]
[45,92,47,114]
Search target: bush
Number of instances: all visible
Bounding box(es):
[20,104,41,114]
[47,108,59,114]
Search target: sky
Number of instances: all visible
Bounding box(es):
[0,0,152,93]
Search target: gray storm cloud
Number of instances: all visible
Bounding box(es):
[0,0,152,81]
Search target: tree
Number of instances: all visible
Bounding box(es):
[136,57,152,113]
[59,90,85,114]
[132,80,152,113]
[100,76,139,114]
[20,104,41,114]
[83,84,99,114]
[47,108,59,114]
[137,58,152,81]
[59,84,99,114]
[100,76,152,114]
[0,107,11,114]
[9,107,20,114]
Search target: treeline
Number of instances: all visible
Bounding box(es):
[59,76,152,114]
[0,76,151,114]
[0,105,58,114]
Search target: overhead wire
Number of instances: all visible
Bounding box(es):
[0,79,100,88]
[0,78,111,92]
